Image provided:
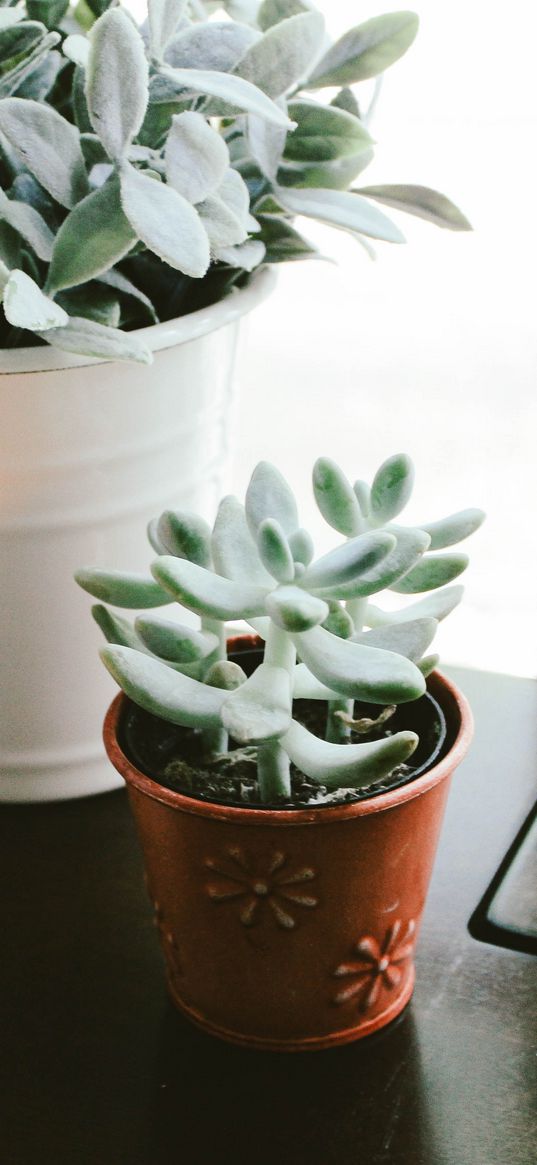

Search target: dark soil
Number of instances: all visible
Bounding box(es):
[120,691,447,812]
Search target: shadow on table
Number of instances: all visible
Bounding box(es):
[131,1001,441,1165]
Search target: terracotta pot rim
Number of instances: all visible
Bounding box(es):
[103,666,473,827]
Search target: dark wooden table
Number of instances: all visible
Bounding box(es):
[2,667,536,1165]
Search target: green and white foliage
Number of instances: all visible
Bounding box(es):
[76,453,483,803]
[0,1,470,357]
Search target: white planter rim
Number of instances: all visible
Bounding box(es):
[0,266,276,376]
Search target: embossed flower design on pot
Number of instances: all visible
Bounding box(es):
[205,846,318,929]
[152,899,183,984]
[333,920,415,1012]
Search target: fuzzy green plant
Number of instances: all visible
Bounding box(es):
[0,0,470,361]
[75,453,484,803]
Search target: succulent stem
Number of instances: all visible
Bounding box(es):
[257,741,291,802]
[345,596,367,635]
[326,698,354,743]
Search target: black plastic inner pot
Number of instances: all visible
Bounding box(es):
[118,643,449,810]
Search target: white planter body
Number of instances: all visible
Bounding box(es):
[0,269,275,802]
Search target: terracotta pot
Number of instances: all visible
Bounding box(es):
[103,658,472,1052]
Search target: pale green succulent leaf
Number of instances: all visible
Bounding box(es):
[288,527,314,567]
[212,495,272,584]
[63,33,89,68]
[285,101,372,164]
[354,479,370,519]
[101,645,225,727]
[86,8,149,162]
[148,0,187,58]
[97,268,158,322]
[292,623,426,703]
[3,269,67,330]
[214,238,266,269]
[322,602,354,639]
[370,453,415,523]
[357,184,472,231]
[301,531,396,592]
[152,556,270,620]
[135,616,219,663]
[312,457,362,536]
[0,256,10,293]
[353,617,438,663]
[257,214,320,262]
[165,111,229,204]
[391,552,469,594]
[248,114,287,180]
[221,663,292,743]
[245,460,299,537]
[119,163,210,277]
[293,663,339,701]
[0,29,60,99]
[160,64,295,127]
[165,20,258,72]
[156,510,212,568]
[307,12,419,88]
[257,518,295,583]
[14,47,64,101]
[47,177,137,293]
[276,186,405,243]
[234,12,325,99]
[55,285,120,328]
[75,568,172,608]
[365,585,464,627]
[92,604,151,653]
[258,0,311,32]
[418,653,439,678]
[205,659,247,690]
[197,190,246,250]
[26,0,69,28]
[282,719,418,789]
[40,314,152,363]
[419,508,485,551]
[266,585,329,632]
[0,20,45,68]
[0,97,88,209]
[319,527,430,599]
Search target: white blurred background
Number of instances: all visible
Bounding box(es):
[132,1,537,677]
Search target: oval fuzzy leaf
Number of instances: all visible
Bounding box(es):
[276,185,405,243]
[234,12,325,99]
[370,453,415,523]
[365,585,464,627]
[197,191,246,250]
[165,111,229,204]
[322,528,430,600]
[357,184,472,231]
[212,496,272,585]
[221,663,292,743]
[258,0,311,31]
[353,617,438,662]
[257,518,295,583]
[285,101,372,163]
[101,645,225,727]
[160,64,295,128]
[0,188,53,261]
[289,528,314,567]
[214,238,266,269]
[148,0,187,59]
[135,616,219,663]
[292,623,426,704]
[0,97,88,208]
[419,509,485,550]
[3,269,67,331]
[391,553,469,594]
[63,34,89,69]
[47,177,137,293]
[282,719,418,789]
[302,531,396,591]
[119,163,210,277]
[152,557,270,620]
[86,8,149,162]
[75,568,172,608]
[92,605,150,654]
[313,457,362,536]
[266,585,328,632]
[245,461,299,537]
[0,21,44,67]
[308,12,419,88]
[166,20,258,72]
[42,315,152,364]
[156,511,212,568]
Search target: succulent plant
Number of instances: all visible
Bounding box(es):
[76,453,484,803]
[0,0,470,361]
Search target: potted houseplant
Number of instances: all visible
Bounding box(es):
[76,452,484,1049]
[0,0,471,802]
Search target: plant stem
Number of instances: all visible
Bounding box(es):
[257,741,291,802]
[202,725,228,758]
[264,622,296,672]
[326,697,353,743]
[345,597,368,636]
[201,616,226,662]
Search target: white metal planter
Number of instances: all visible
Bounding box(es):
[0,268,275,802]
